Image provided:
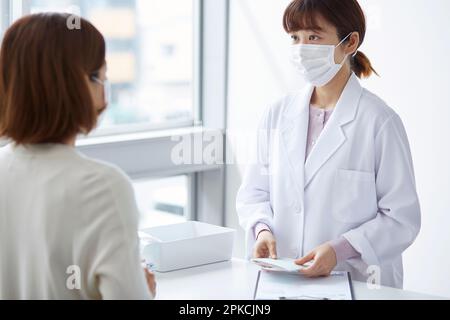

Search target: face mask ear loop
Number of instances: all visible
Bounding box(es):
[336,32,353,48]
[335,32,354,65]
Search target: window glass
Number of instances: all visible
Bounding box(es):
[133,175,188,228]
[30,0,195,134]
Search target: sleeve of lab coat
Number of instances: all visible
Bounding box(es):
[236,107,275,259]
[343,114,421,267]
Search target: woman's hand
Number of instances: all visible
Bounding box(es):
[295,243,337,277]
[253,231,277,259]
[143,268,157,298]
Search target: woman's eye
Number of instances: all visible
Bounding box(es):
[291,35,298,41]
[309,35,319,41]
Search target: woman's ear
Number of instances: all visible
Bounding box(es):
[347,32,360,55]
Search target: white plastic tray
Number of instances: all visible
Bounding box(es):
[140,221,236,272]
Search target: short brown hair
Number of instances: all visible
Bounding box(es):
[0,13,106,144]
[283,0,378,78]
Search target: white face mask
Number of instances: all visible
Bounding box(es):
[291,32,353,87]
[90,76,111,127]
[91,76,111,107]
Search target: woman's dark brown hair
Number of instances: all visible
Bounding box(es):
[0,13,106,144]
[283,0,378,78]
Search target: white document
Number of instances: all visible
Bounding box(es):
[254,270,354,300]
[251,258,313,272]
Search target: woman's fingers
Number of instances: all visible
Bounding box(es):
[300,260,323,277]
[295,251,315,266]
[144,268,157,297]
[297,243,337,277]
[254,249,265,258]
[296,252,321,277]
[254,244,268,258]
[268,240,277,259]
[253,232,277,259]
[299,258,332,277]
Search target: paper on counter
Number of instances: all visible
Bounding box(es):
[251,258,314,272]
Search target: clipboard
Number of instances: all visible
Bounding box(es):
[253,269,354,300]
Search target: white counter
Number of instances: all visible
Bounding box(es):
[154,259,445,300]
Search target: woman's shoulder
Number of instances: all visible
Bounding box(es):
[74,152,132,191]
[359,87,399,124]
[72,153,139,225]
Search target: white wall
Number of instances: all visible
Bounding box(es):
[225,0,298,260]
[225,0,450,298]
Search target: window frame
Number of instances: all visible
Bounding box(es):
[1,0,230,226]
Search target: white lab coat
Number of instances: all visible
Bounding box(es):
[0,143,152,299]
[236,73,421,288]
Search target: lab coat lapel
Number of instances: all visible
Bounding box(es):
[281,86,314,199]
[304,73,363,189]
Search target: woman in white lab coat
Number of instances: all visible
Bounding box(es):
[236,0,421,288]
[0,14,155,299]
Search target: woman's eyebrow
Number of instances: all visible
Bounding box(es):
[309,28,324,33]
[290,27,324,36]
[300,27,324,34]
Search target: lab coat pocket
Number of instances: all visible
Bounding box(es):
[332,169,378,224]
